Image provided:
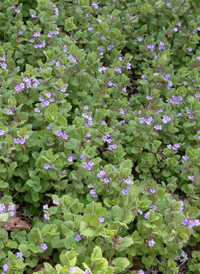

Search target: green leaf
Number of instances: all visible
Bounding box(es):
[0,213,9,223]
[82,214,99,227]
[28,228,42,243]
[116,236,133,252]
[112,257,129,273]
[64,17,77,31]
[80,221,95,237]
[44,263,57,274]
[91,246,103,262]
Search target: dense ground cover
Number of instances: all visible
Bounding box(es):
[0,0,200,273]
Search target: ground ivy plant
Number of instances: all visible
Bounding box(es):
[0,0,200,273]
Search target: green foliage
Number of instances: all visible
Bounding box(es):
[0,0,199,273]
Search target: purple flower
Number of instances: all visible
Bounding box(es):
[114,67,122,74]
[144,211,150,220]
[145,116,153,125]
[182,218,200,227]
[68,155,76,162]
[188,176,194,181]
[90,189,98,198]
[0,130,5,135]
[82,161,94,171]
[44,214,50,220]
[173,27,178,32]
[126,62,131,70]
[137,270,145,274]
[0,204,6,213]
[33,32,41,37]
[88,27,93,31]
[81,154,87,160]
[53,200,59,205]
[103,178,111,183]
[54,7,59,15]
[8,205,15,211]
[40,243,48,250]
[91,2,98,8]
[44,163,53,169]
[56,61,61,67]
[182,156,188,161]
[107,44,114,51]
[62,134,69,140]
[150,188,156,193]
[138,37,143,41]
[150,205,157,211]
[3,264,9,271]
[34,108,41,113]
[172,144,180,150]
[139,117,146,124]
[75,234,81,242]
[98,217,104,223]
[88,183,94,189]
[178,200,184,211]
[154,125,162,130]
[148,239,156,246]
[196,56,200,60]
[15,8,20,13]
[14,85,22,92]
[138,209,143,215]
[98,66,106,72]
[108,144,117,151]
[121,185,132,195]
[70,267,77,273]
[141,74,146,79]
[147,44,155,51]
[83,269,90,274]
[16,252,23,258]
[146,96,152,100]
[0,62,7,69]
[188,47,193,52]
[161,115,171,124]
[188,115,194,119]
[43,204,49,210]
[98,18,102,23]
[97,170,106,178]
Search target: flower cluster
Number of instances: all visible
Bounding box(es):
[0,56,7,69]
[13,135,28,145]
[98,66,106,72]
[161,115,171,124]
[82,161,94,171]
[182,217,200,228]
[166,95,183,104]
[0,203,15,217]
[121,185,132,195]
[82,113,93,127]
[55,131,69,140]
[14,77,40,92]
[97,170,111,183]
[68,155,76,162]
[162,74,171,81]
[167,144,180,150]
[139,116,153,125]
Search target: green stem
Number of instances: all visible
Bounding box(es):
[108,207,127,265]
